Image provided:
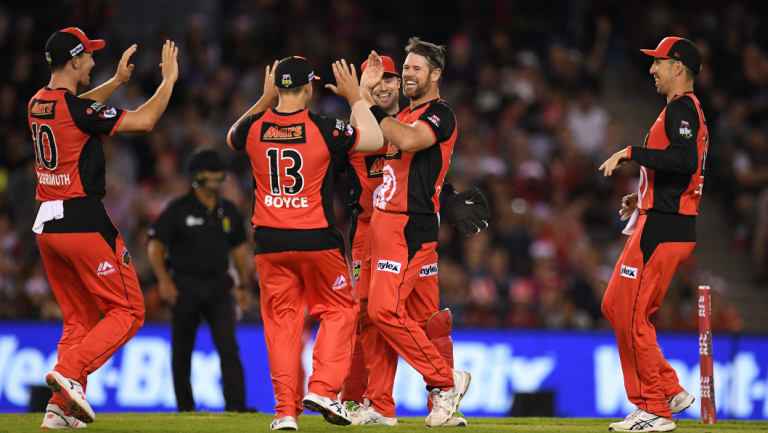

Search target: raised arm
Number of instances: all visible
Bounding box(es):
[79,44,137,102]
[228,60,279,138]
[116,40,179,133]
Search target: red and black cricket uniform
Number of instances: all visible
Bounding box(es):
[364,98,456,415]
[602,92,709,419]
[227,108,358,419]
[29,87,144,408]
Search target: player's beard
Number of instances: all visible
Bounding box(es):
[403,77,431,100]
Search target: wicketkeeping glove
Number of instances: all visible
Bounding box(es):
[439,183,491,237]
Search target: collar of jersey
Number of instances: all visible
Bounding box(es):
[271,108,306,116]
[407,98,441,114]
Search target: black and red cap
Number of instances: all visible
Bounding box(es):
[45,27,105,66]
[361,55,399,77]
[274,56,321,89]
[640,37,702,75]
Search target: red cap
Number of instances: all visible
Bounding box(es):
[640,36,702,75]
[361,55,399,76]
[61,27,106,52]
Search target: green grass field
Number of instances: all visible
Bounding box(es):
[1,412,767,432]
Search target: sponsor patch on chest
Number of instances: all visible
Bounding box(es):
[620,264,638,279]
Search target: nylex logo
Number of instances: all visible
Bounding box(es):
[420,263,438,277]
[377,259,401,274]
[620,264,638,279]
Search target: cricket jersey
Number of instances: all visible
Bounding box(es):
[627,92,709,216]
[374,99,456,214]
[28,87,126,201]
[227,108,359,253]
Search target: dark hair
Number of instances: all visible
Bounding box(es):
[405,37,447,75]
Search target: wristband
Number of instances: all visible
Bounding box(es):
[370,105,390,124]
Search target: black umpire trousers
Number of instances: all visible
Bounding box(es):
[171,273,246,412]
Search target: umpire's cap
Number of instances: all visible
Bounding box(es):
[187,149,226,174]
[45,27,105,66]
[274,56,321,89]
[641,37,702,75]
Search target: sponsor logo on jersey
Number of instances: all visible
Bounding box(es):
[122,248,132,266]
[99,107,117,119]
[97,261,116,276]
[281,74,292,87]
[385,143,400,159]
[260,122,306,144]
[332,275,347,291]
[620,264,638,279]
[30,99,57,119]
[352,260,361,279]
[679,120,692,139]
[345,124,354,137]
[377,259,402,274]
[90,102,106,112]
[427,114,441,127]
[364,154,385,178]
[420,263,438,277]
[186,215,205,227]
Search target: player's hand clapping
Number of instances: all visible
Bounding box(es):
[159,40,179,83]
[262,60,280,105]
[325,59,361,105]
[114,44,137,84]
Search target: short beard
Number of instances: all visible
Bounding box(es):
[405,81,430,100]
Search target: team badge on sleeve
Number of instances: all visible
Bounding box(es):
[679,120,692,139]
[352,260,361,280]
[122,247,132,266]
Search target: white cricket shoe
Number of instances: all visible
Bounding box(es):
[302,392,351,426]
[45,371,95,424]
[425,370,471,427]
[41,404,86,429]
[609,408,676,431]
[668,390,695,414]
[269,416,298,431]
[349,398,397,425]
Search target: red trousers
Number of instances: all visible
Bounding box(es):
[602,213,694,419]
[254,248,356,419]
[364,211,452,416]
[38,232,145,408]
[343,218,440,416]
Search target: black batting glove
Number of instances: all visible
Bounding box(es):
[439,183,491,237]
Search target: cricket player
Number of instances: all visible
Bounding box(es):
[599,37,707,432]
[31,27,178,428]
[227,53,384,430]
[342,55,487,426]
[359,37,471,428]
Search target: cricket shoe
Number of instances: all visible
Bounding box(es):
[668,390,695,414]
[269,416,297,431]
[609,408,676,431]
[41,404,86,429]
[349,398,397,425]
[302,392,351,426]
[425,369,471,427]
[443,410,468,427]
[45,371,95,424]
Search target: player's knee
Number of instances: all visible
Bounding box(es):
[366,301,392,328]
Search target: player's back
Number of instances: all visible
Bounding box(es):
[28,87,125,202]
[228,107,360,236]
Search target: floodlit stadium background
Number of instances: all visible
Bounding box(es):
[0,0,767,420]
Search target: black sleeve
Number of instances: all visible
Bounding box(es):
[148,202,177,244]
[417,101,457,144]
[66,94,125,136]
[308,111,360,156]
[227,203,247,247]
[630,96,699,174]
[227,112,265,151]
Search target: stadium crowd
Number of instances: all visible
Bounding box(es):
[1,1,761,334]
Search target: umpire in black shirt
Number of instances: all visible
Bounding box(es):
[147,149,252,412]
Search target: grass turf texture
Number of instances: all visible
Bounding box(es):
[1,413,767,432]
